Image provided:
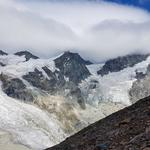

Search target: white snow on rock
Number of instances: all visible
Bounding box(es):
[81,56,150,106]
[0,54,56,79]
[0,53,150,149]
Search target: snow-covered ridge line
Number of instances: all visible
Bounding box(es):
[0,52,60,78]
[82,56,150,105]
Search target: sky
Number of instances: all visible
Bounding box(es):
[104,0,150,11]
[1,0,150,62]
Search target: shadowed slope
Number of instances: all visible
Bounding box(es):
[47,96,150,150]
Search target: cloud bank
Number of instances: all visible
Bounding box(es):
[0,0,150,62]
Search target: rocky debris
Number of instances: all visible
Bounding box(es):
[0,51,91,107]
[14,51,39,61]
[47,96,150,150]
[0,50,8,56]
[97,54,149,76]
[0,74,34,101]
[54,51,91,85]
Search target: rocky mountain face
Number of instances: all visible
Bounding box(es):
[14,51,39,61]
[0,50,150,149]
[97,54,149,76]
[47,96,150,150]
[54,51,91,85]
[0,50,149,106]
[0,74,34,102]
[0,51,91,108]
[0,50,8,56]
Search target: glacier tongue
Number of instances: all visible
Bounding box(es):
[0,85,125,150]
[0,88,67,150]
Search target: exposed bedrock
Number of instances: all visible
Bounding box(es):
[97,54,149,76]
[0,51,91,108]
[14,51,39,61]
[23,68,57,93]
[0,50,8,56]
[0,74,34,101]
[54,51,91,85]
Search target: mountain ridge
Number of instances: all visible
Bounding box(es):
[0,50,150,149]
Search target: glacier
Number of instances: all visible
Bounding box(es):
[0,52,150,149]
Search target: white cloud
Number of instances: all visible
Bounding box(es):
[0,0,150,62]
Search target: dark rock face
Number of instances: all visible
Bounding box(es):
[47,96,150,150]
[97,54,149,76]
[0,74,34,101]
[0,51,90,107]
[23,67,85,108]
[0,50,8,56]
[14,51,39,61]
[54,51,91,84]
[0,62,6,67]
[23,68,57,93]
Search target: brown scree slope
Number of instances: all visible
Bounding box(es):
[46,96,150,150]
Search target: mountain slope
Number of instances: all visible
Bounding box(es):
[0,50,125,149]
[47,96,150,150]
[0,50,150,149]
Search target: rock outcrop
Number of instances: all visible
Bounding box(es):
[0,51,90,108]
[0,50,8,56]
[23,68,57,93]
[97,54,149,76]
[47,96,150,150]
[14,51,39,61]
[0,74,34,101]
[54,51,91,85]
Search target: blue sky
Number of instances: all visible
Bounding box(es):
[104,0,150,11]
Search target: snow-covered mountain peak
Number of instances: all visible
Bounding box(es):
[0,50,150,149]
